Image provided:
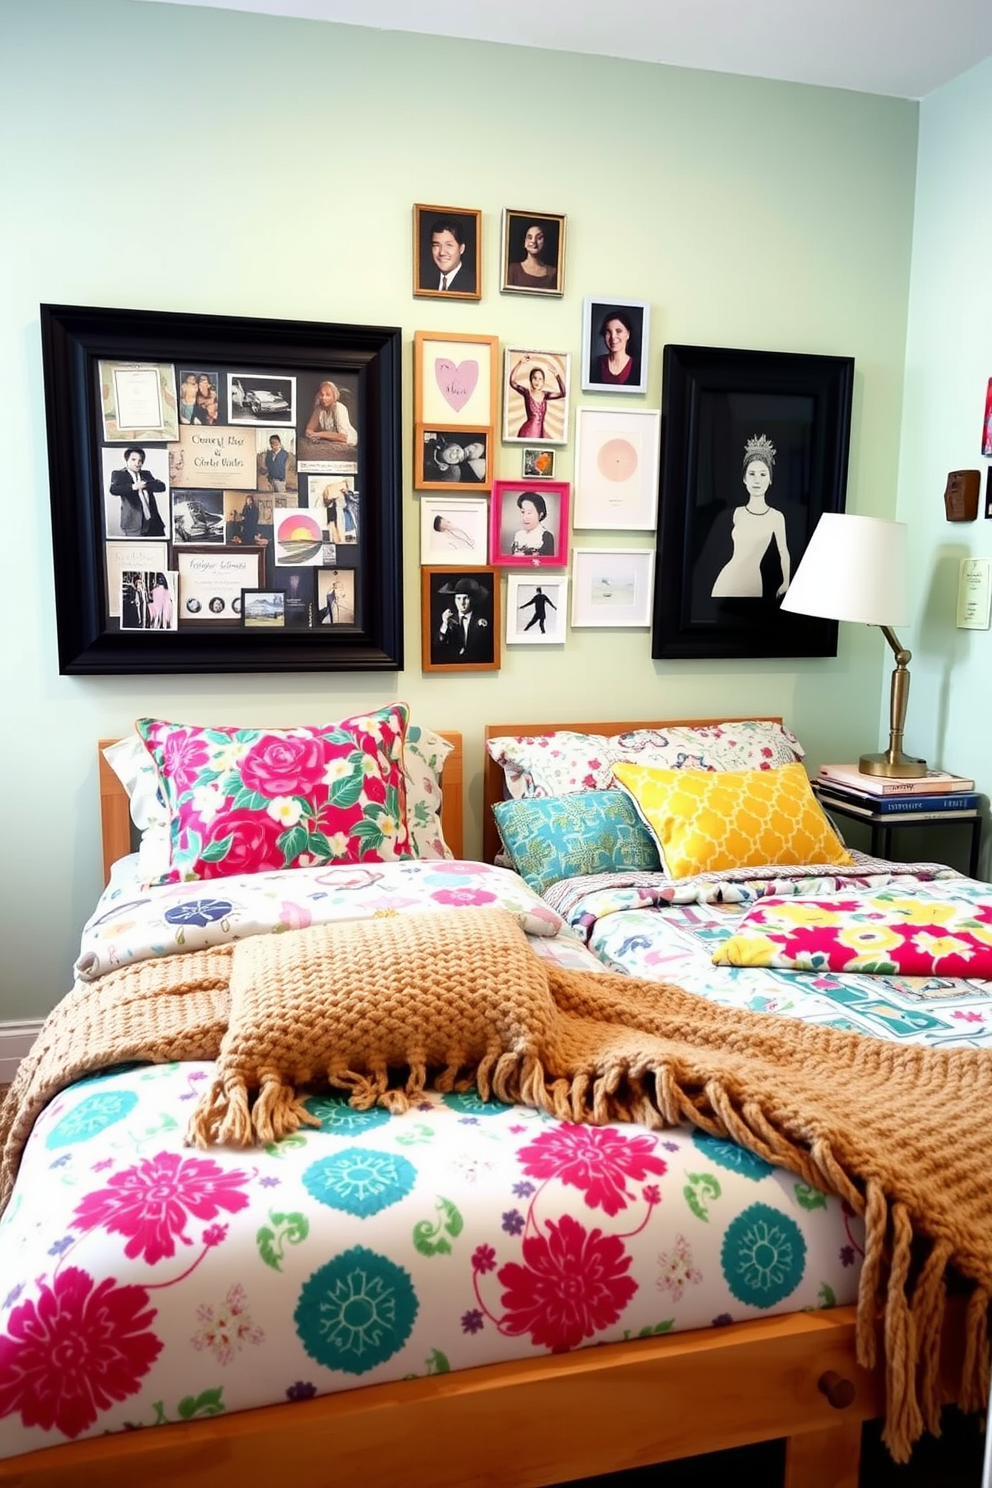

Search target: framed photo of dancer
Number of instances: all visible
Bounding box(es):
[501,348,570,446]
[506,574,567,645]
[651,344,855,660]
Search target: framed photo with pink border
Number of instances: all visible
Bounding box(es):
[490,479,569,568]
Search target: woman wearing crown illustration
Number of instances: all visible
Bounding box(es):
[711,434,791,599]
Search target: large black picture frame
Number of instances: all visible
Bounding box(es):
[652,344,854,660]
[40,303,403,674]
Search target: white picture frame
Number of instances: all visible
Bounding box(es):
[506,574,568,645]
[573,408,661,530]
[419,497,490,565]
[580,297,650,395]
[570,548,655,628]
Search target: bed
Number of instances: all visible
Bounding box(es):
[0,710,982,1488]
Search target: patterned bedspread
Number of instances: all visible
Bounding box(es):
[0,859,867,1463]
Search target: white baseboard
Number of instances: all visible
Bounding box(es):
[0,1021,43,1084]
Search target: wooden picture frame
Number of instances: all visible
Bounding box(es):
[414,424,492,491]
[580,296,650,394]
[490,480,569,568]
[651,344,855,660]
[40,303,403,673]
[499,208,566,296]
[421,566,501,672]
[414,330,498,433]
[413,203,482,301]
[502,349,570,446]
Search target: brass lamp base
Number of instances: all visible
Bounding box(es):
[858,749,927,779]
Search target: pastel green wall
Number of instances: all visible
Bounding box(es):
[898,55,992,805]
[0,0,919,1019]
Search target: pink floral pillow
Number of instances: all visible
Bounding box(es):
[137,705,411,884]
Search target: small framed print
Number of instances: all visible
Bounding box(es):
[413,204,481,300]
[522,447,555,479]
[420,497,490,565]
[422,566,500,672]
[570,548,655,628]
[491,480,569,568]
[502,349,570,446]
[573,408,661,530]
[415,425,491,491]
[506,574,567,645]
[580,298,650,395]
[500,209,566,296]
[176,547,262,625]
[242,590,286,628]
[415,331,498,431]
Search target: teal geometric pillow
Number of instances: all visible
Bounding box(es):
[492,790,661,894]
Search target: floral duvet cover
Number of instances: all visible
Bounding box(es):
[543,857,992,1048]
[0,860,863,1465]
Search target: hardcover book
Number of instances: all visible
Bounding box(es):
[817,763,975,796]
[815,785,980,816]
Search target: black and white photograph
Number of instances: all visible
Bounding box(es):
[413,203,482,300]
[119,569,177,631]
[581,297,649,394]
[506,574,567,645]
[102,445,171,540]
[415,426,491,490]
[172,489,225,545]
[241,590,286,628]
[500,209,566,296]
[421,567,500,672]
[227,373,296,426]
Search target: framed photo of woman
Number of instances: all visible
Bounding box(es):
[500,210,566,296]
[490,480,569,568]
[581,298,650,395]
[502,349,570,446]
[415,425,492,491]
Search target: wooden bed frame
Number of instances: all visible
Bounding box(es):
[0,724,955,1487]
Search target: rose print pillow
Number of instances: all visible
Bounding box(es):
[137,704,411,884]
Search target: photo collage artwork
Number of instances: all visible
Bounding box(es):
[99,359,362,634]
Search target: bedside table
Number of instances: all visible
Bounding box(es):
[814,789,983,878]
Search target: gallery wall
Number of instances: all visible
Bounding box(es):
[0,0,920,1019]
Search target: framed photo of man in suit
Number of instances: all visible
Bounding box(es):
[422,566,500,671]
[413,204,482,301]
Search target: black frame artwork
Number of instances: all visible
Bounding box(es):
[651,344,855,660]
[40,303,403,674]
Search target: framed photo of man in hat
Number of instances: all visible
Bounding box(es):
[422,566,501,672]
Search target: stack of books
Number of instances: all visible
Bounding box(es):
[813,764,979,820]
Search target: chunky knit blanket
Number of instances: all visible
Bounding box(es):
[2,906,991,1463]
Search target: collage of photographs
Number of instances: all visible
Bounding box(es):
[413,204,658,673]
[98,358,364,635]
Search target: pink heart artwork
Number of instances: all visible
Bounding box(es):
[434,358,479,413]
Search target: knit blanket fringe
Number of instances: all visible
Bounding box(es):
[2,906,991,1464]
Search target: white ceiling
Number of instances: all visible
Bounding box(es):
[143,0,992,99]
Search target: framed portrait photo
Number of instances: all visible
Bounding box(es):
[506,573,568,645]
[502,349,570,446]
[415,331,498,432]
[420,497,490,565]
[581,297,650,395]
[421,566,501,672]
[413,203,482,301]
[573,407,661,530]
[651,343,855,660]
[571,548,655,629]
[415,425,491,491]
[490,480,569,569]
[500,209,566,296]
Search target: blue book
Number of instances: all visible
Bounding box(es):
[816,785,979,815]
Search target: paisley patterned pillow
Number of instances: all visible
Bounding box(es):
[493,790,661,893]
[137,704,412,884]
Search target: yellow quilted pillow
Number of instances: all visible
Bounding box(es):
[611,760,853,879]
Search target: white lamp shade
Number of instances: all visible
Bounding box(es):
[780,513,909,627]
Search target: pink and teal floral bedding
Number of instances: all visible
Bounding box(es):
[0,858,866,1466]
[543,859,992,1047]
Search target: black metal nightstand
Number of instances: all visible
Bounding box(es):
[814,789,983,878]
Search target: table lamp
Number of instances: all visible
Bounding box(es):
[780,513,927,778]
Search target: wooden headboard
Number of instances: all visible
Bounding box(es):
[98,733,464,884]
[482,717,784,865]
